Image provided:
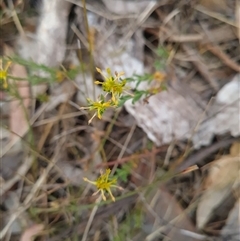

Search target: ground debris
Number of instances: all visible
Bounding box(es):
[196,142,240,229]
[1,0,239,240]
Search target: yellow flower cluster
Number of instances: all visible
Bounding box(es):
[84,67,128,123]
[83,169,123,202]
[95,67,127,104]
[86,96,112,123]
[0,59,11,89]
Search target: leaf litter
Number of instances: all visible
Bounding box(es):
[0,0,240,240]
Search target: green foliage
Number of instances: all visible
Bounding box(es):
[37,93,49,103]
[131,90,149,104]
[7,56,80,85]
[117,73,156,107]
[154,46,169,71]
[114,163,132,183]
[117,95,133,107]
[118,89,150,107]
[113,206,143,241]
[156,46,169,59]
[146,140,154,150]
[126,73,153,88]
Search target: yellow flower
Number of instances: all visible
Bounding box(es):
[0,60,11,89]
[83,169,123,202]
[153,71,166,83]
[87,97,111,123]
[55,70,65,82]
[95,67,127,104]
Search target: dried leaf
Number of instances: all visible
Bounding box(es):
[125,80,204,146]
[193,74,240,148]
[199,0,228,13]
[20,224,44,241]
[230,142,240,157]
[221,198,240,241]
[9,63,30,139]
[144,186,199,241]
[1,45,31,157]
[131,160,199,241]
[197,155,240,229]
[102,0,156,15]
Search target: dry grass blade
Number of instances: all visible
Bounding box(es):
[96,147,166,168]
[119,1,160,47]
[208,25,237,43]
[175,138,236,172]
[81,196,102,241]
[7,0,25,36]
[195,5,237,27]
[1,102,48,157]
[145,187,199,241]
[0,156,33,197]
[181,44,219,91]
[111,124,136,173]
[0,141,64,239]
[205,43,240,72]
[66,0,138,20]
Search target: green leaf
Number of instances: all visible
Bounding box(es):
[115,164,131,183]
[29,75,52,85]
[117,95,132,107]
[154,60,164,70]
[156,47,168,58]
[67,68,80,79]
[10,56,55,74]
[132,90,149,104]
[132,94,142,104]
[126,73,153,83]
